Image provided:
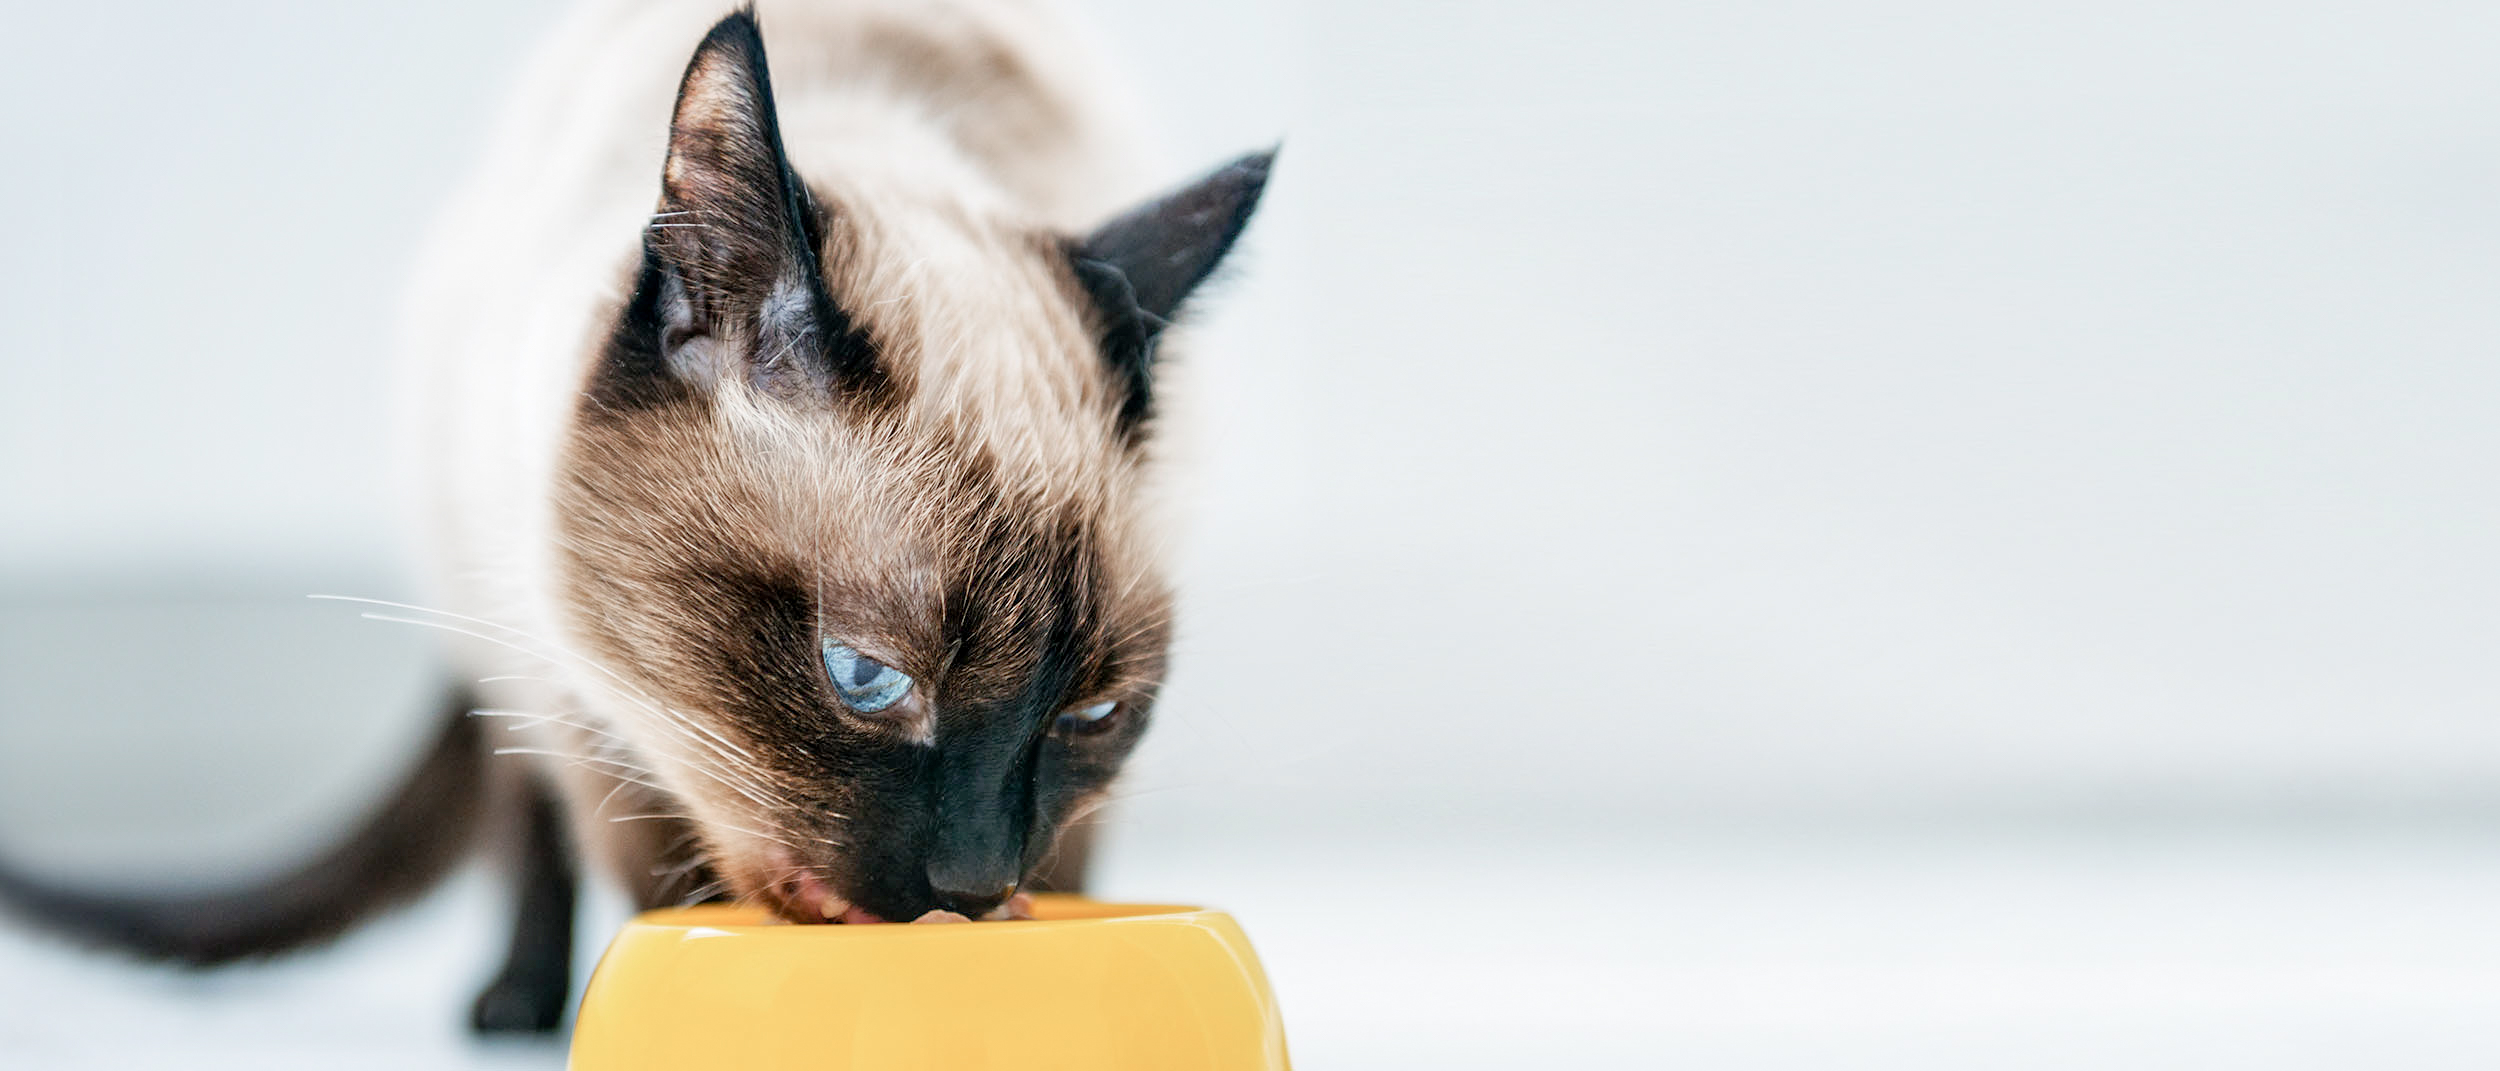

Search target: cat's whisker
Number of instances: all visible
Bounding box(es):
[317,597,701,734]
[487,710,793,825]
[589,769,653,821]
[335,601,795,808]
[647,839,712,891]
[652,852,707,879]
[606,812,691,825]
[468,707,624,742]
[699,819,809,853]
[490,745,659,778]
[325,599,685,715]
[485,739,652,770]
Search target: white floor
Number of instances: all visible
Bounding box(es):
[3,821,2496,1070]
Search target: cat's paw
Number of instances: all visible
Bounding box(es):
[469,970,569,1035]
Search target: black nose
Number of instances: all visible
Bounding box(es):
[927,879,1016,919]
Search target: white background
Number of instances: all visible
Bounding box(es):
[3,1,2498,1066]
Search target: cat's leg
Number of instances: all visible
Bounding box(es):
[469,774,577,1034]
[564,772,714,911]
[467,738,715,1033]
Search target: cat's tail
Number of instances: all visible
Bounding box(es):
[0,685,489,966]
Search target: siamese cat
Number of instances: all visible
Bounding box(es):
[0,0,1269,1033]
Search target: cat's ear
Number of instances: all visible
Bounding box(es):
[636,10,876,400]
[1070,149,1275,430]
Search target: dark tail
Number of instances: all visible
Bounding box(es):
[0,686,488,966]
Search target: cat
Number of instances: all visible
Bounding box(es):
[0,0,1269,1034]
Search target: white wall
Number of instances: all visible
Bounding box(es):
[1102,0,2500,823]
[0,1,557,571]
[5,1,2499,853]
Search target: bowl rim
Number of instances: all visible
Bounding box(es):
[617,895,1216,937]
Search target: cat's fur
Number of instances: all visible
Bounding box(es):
[0,0,1268,1034]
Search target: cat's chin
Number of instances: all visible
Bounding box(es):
[748,857,860,923]
[744,853,1034,925]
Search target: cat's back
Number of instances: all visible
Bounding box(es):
[398,0,1154,633]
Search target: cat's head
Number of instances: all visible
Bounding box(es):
[548,11,1268,922]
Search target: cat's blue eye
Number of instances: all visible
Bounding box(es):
[1057,700,1118,733]
[821,641,911,714]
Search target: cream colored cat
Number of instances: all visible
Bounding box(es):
[0,0,1269,1033]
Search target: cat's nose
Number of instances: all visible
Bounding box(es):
[926,874,1017,919]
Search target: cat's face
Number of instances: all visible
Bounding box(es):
[552,359,1170,922]
[545,13,1263,923]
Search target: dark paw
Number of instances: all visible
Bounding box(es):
[470,971,569,1035]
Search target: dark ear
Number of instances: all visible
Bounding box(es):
[1070,149,1274,431]
[606,9,876,405]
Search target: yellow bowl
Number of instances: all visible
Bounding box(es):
[569,895,1291,1070]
